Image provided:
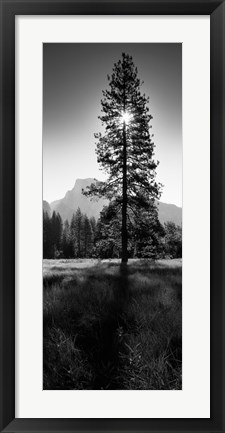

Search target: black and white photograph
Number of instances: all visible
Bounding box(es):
[43,43,182,391]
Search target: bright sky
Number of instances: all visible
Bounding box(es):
[43,43,182,207]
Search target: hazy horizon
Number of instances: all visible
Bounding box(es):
[43,43,182,207]
[44,177,182,209]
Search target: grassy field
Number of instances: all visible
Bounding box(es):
[43,258,182,390]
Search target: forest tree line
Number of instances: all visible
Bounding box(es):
[43,204,182,260]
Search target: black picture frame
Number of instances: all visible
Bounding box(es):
[0,1,224,432]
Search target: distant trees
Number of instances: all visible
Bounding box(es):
[163,222,182,258]
[70,208,83,257]
[62,220,73,258]
[83,215,93,257]
[43,208,96,259]
[83,53,161,263]
[43,211,62,258]
[43,207,182,260]
[43,211,52,258]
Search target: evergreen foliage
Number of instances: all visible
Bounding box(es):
[43,211,62,258]
[43,208,181,260]
[62,220,73,258]
[83,53,162,262]
[83,215,93,258]
[43,210,97,259]
[43,211,52,258]
[131,204,165,259]
[94,203,121,259]
[163,222,182,258]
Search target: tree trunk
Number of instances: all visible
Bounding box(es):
[122,120,128,263]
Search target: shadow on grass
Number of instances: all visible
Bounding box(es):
[43,260,182,390]
[44,263,131,390]
[75,264,130,390]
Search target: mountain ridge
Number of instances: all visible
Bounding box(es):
[44,178,182,226]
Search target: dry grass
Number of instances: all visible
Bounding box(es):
[43,259,182,390]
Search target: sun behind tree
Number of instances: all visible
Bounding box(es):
[84,53,162,263]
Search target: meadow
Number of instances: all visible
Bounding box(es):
[43,258,182,390]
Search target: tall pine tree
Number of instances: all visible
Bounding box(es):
[84,53,161,262]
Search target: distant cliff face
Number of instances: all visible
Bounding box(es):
[50,178,108,221]
[45,178,182,226]
[43,200,51,216]
[156,201,182,226]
